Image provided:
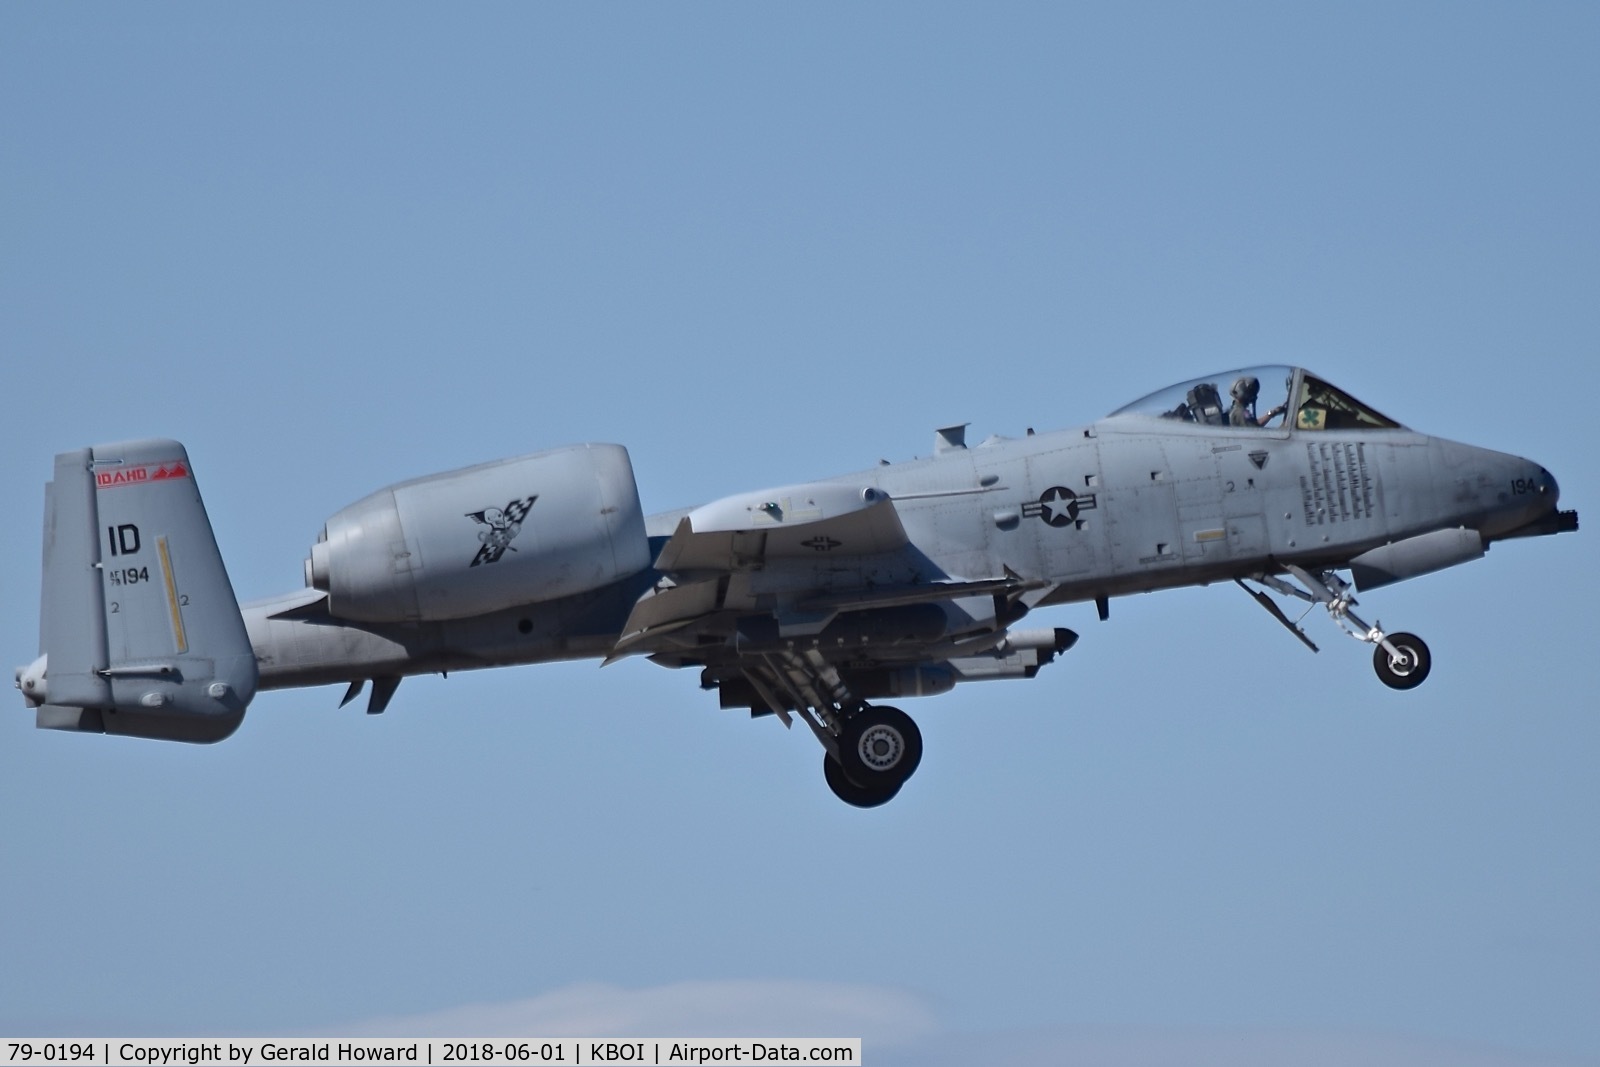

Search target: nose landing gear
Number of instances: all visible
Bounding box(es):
[1240,565,1434,689]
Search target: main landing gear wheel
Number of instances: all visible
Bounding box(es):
[837,705,923,794]
[1374,632,1431,690]
[823,753,901,808]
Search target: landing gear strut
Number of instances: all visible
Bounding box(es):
[753,649,930,806]
[1242,565,1434,689]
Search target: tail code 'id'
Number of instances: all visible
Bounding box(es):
[17,439,257,742]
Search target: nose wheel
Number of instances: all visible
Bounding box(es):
[1373,632,1431,689]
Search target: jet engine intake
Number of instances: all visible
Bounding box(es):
[305,444,649,622]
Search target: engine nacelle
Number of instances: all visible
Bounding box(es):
[305,444,650,622]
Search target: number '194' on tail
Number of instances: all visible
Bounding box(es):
[16,439,257,742]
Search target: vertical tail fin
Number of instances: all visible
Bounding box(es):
[19,439,257,743]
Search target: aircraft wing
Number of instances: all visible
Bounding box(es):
[652,481,910,572]
[611,481,1055,720]
[615,482,913,654]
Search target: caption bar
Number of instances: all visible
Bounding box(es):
[1,1042,860,1067]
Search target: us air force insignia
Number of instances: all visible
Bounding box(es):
[1023,485,1097,530]
[467,495,537,566]
[801,536,842,552]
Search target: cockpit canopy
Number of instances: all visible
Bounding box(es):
[1108,365,1404,432]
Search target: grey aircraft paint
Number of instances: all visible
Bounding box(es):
[14,367,1577,805]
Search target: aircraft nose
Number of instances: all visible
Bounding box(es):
[1537,466,1560,504]
[1455,448,1566,540]
[1513,460,1560,514]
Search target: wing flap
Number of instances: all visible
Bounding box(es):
[610,577,728,658]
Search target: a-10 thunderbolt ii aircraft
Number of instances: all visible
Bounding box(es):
[14,366,1579,806]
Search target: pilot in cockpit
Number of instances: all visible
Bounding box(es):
[1228,376,1288,428]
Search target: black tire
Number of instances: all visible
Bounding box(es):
[823,753,901,808]
[1374,632,1431,689]
[837,705,923,790]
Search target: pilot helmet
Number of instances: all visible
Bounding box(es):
[1230,376,1260,404]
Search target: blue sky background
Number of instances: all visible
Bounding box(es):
[2,4,1597,1064]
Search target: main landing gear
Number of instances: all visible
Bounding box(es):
[749,648,926,806]
[822,705,924,808]
[1239,564,1433,689]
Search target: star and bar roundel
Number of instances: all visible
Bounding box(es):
[1022,485,1098,530]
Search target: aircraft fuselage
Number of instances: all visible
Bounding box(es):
[241,418,1557,691]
